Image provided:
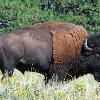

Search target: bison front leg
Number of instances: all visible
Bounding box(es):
[1,57,16,81]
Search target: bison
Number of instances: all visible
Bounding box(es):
[0,22,99,83]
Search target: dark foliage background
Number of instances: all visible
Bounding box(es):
[0,0,100,35]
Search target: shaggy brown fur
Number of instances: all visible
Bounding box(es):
[50,25,88,80]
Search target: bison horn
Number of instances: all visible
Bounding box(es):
[84,39,93,51]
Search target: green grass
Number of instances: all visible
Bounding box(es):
[0,70,100,100]
[0,0,100,34]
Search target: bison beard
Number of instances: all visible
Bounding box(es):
[0,22,89,83]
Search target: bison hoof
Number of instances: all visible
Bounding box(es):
[1,71,13,81]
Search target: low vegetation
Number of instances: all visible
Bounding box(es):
[0,70,100,100]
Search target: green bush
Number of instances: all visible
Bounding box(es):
[0,0,100,34]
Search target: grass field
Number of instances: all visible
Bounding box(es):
[0,70,100,100]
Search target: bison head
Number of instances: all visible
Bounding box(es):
[78,32,100,81]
